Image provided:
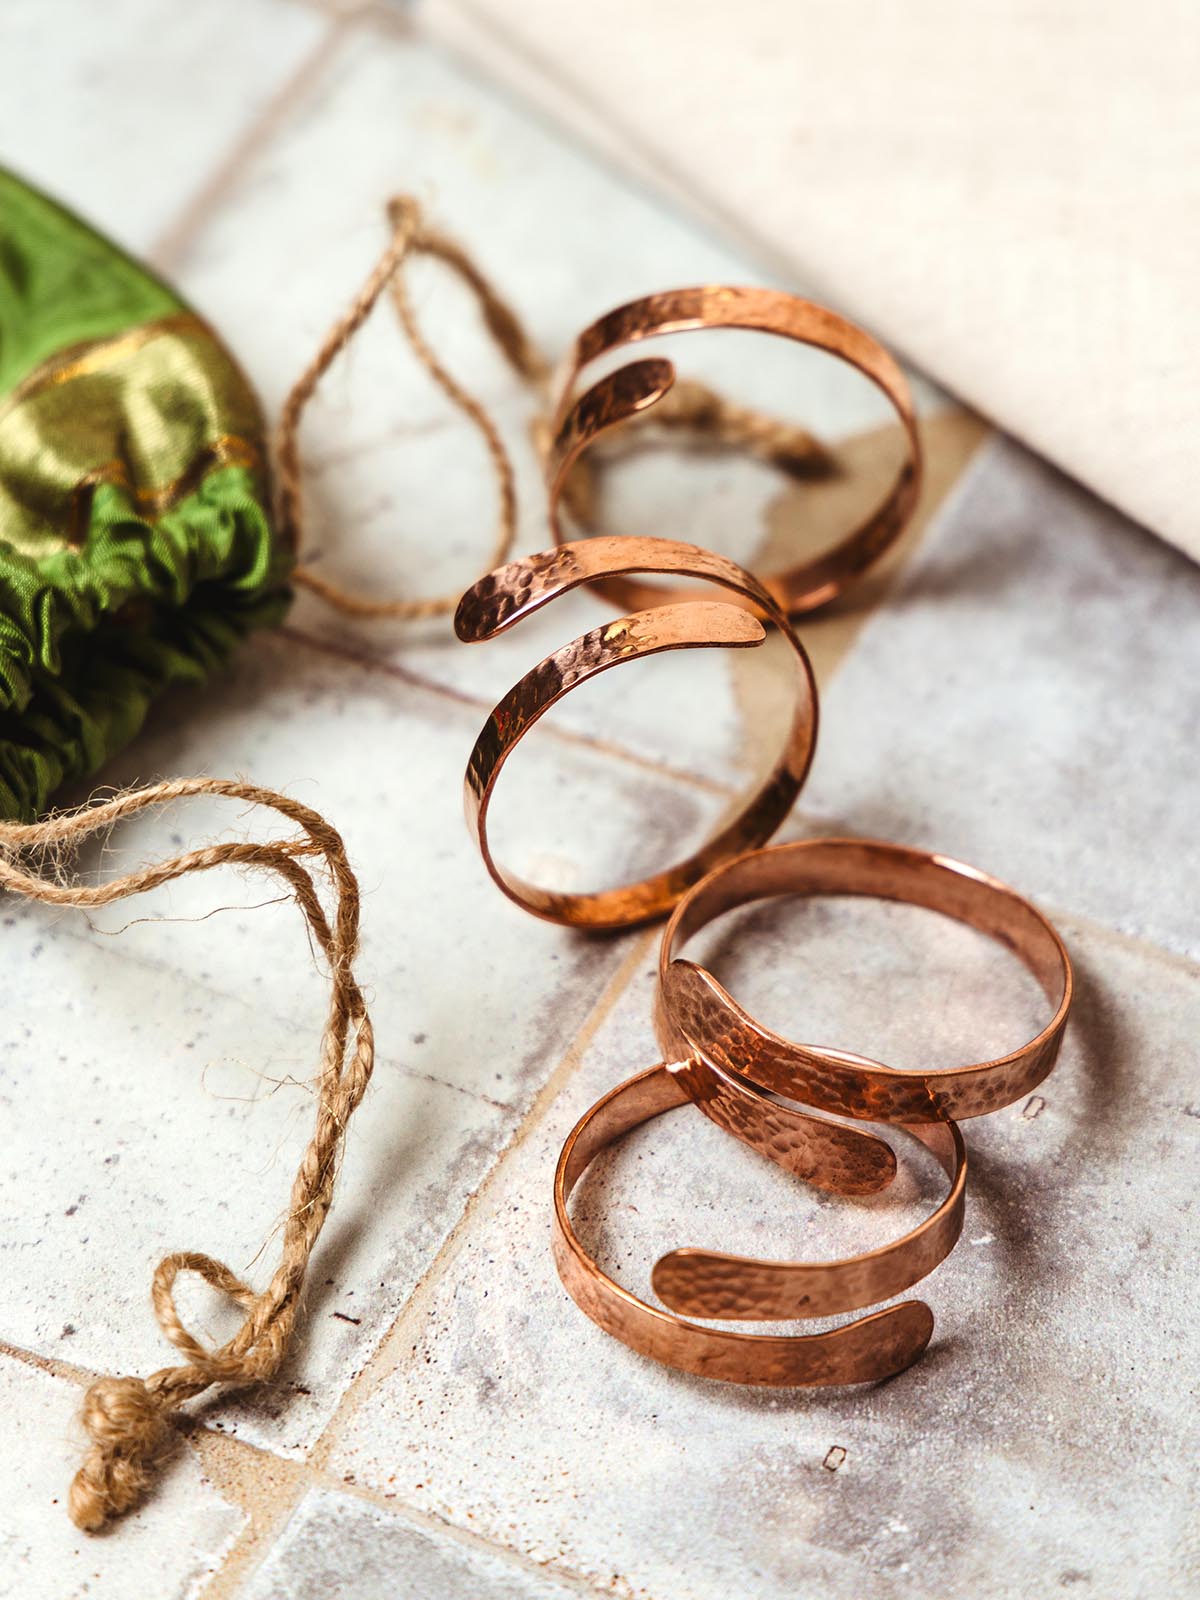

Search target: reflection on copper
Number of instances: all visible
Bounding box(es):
[545,286,921,616]
[659,837,1073,1124]
[553,1062,964,1386]
[552,838,1070,1387]
[454,288,1071,1390]
[455,535,818,929]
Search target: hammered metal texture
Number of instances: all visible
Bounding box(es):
[659,837,1073,1122]
[548,286,922,616]
[545,834,1066,1383]
[652,1121,965,1322]
[664,1051,897,1197]
[457,536,819,929]
[552,1065,938,1387]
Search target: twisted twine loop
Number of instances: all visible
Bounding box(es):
[0,778,373,1530]
[16,198,832,1534]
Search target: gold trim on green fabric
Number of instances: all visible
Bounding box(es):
[0,314,268,557]
[66,435,262,542]
[0,311,202,419]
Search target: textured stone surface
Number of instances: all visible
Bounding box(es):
[328,922,1200,1599]
[0,0,325,252]
[0,628,719,1463]
[0,1360,242,1600]
[801,436,1200,960]
[240,1489,585,1600]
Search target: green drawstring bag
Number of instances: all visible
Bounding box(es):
[0,168,292,819]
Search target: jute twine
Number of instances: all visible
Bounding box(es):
[276,195,549,620]
[0,779,373,1531]
[12,197,830,1533]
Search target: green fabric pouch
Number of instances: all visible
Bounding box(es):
[0,169,291,820]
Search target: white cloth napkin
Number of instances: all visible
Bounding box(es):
[425,0,1200,563]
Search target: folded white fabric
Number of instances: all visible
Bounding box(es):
[425,0,1200,564]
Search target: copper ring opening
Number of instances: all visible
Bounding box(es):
[552,1061,965,1386]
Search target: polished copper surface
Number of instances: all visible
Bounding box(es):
[552,1060,964,1386]
[452,295,1068,1388]
[545,286,922,616]
[658,837,1074,1123]
[454,535,819,929]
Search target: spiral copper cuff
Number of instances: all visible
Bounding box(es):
[552,1060,966,1386]
[552,838,1072,1387]
[454,534,818,929]
[453,283,1071,1391]
[659,837,1074,1124]
[545,286,922,616]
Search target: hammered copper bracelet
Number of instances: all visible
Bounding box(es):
[545,286,922,616]
[552,838,1071,1386]
[657,837,1074,1124]
[454,534,818,929]
[453,291,1070,1389]
[553,1059,965,1385]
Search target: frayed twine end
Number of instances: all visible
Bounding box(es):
[69,1376,175,1532]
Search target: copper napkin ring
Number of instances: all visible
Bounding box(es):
[552,838,1073,1387]
[544,286,922,616]
[454,534,818,929]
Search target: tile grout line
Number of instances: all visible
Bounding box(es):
[211,1432,656,1600]
[0,1338,96,1388]
[0,1337,624,1600]
[192,925,657,1599]
[280,621,738,797]
[4,871,1189,1398]
[4,859,1191,1585]
[147,8,369,276]
[307,926,658,1454]
[35,834,1200,999]
[317,1465,638,1600]
[278,409,995,817]
[0,831,655,1575]
[150,0,433,281]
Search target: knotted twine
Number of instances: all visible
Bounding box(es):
[0,777,373,1530]
[7,195,830,1532]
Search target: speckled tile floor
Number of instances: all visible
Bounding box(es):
[0,3,1196,1597]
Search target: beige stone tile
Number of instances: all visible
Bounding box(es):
[323,917,1200,1599]
[0,1357,242,1598]
[240,1487,593,1599]
[0,0,325,253]
[801,436,1200,959]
